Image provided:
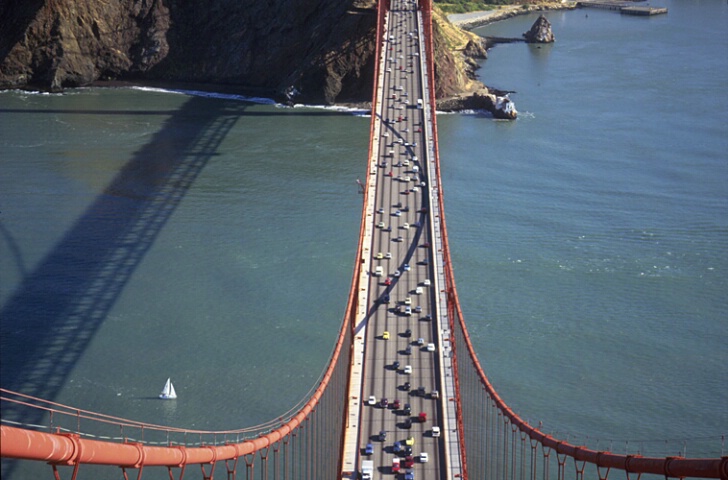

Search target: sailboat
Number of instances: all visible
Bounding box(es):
[159,378,177,400]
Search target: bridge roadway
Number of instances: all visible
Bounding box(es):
[342,0,463,479]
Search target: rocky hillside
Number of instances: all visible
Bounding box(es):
[0,0,488,105]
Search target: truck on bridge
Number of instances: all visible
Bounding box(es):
[361,459,374,479]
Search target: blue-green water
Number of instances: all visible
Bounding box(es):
[1,1,726,478]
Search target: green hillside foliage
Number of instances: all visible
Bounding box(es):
[434,0,517,14]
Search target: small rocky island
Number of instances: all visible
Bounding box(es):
[523,14,555,43]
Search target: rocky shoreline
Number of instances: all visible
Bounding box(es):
[449,2,576,30]
[437,3,573,118]
[0,1,572,118]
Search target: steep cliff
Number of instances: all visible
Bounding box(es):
[0,0,486,105]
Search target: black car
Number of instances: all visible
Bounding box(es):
[393,360,401,370]
[403,382,411,391]
[404,328,412,337]
[403,403,411,415]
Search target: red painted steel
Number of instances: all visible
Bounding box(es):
[1,280,353,470]
[2,2,726,479]
[419,2,725,478]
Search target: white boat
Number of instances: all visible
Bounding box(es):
[159,378,177,400]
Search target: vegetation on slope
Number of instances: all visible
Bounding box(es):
[435,0,518,14]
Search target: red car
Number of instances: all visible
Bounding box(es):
[404,455,415,468]
[418,412,427,422]
[393,399,401,410]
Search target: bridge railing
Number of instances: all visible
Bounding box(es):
[1,211,362,480]
[417,1,726,478]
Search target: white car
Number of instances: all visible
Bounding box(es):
[385,252,392,259]
[417,337,425,346]
[432,426,440,437]
[404,306,412,316]
[422,279,431,286]
[404,297,412,305]
[394,270,401,277]
[426,343,435,352]
[419,452,429,463]
[368,395,376,406]
[404,365,412,374]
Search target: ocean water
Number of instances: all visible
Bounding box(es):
[447,0,728,451]
[1,1,726,478]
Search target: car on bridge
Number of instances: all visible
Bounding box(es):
[392,457,401,473]
[380,430,387,441]
[368,395,376,406]
[405,436,415,446]
[419,452,429,463]
[364,443,373,455]
[380,398,389,408]
[383,331,390,340]
[432,426,441,437]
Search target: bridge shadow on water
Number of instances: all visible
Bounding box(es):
[0,95,359,411]
[0,95,259,461]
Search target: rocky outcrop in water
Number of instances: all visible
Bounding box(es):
[523,14,555,43]
[0,0,489,107]
[437,88,517,119]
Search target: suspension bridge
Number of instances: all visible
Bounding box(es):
[1,0,725,479]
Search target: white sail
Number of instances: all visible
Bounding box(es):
[159,377,177,399]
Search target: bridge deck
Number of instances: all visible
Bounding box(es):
[341,0,463,478]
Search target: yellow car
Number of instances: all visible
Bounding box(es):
[383,331,390,340]
[405,436,415,446]
[376,252,384,260]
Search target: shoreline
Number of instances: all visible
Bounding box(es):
[448,2,577,30]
